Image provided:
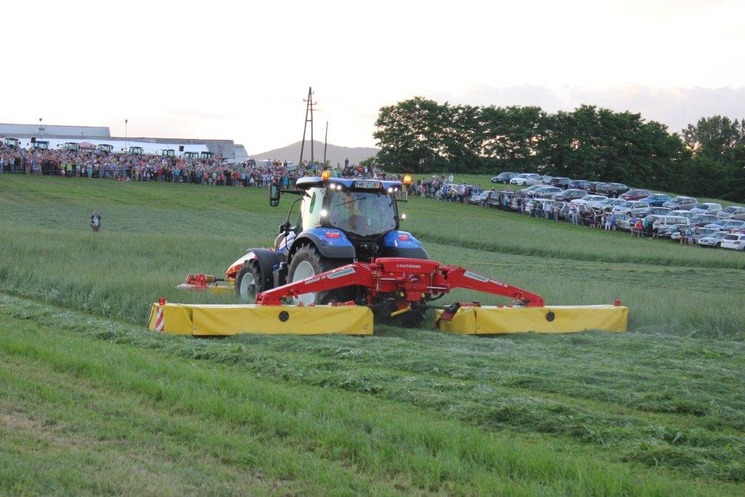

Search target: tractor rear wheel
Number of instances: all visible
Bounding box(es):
[287,245,353,305]
[235,263,263,302]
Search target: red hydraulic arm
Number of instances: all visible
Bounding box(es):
[254,257,544,308]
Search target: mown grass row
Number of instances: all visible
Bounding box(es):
[1,295,739,496]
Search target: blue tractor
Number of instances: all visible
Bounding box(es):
[231,172,429,325]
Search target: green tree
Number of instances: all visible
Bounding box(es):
[682,116,744,156]
[478,106,547,172]
[374,98,483,174]
[682,116,745,200]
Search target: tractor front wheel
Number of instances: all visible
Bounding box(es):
[235,263,263,302]
[287,245,352,305]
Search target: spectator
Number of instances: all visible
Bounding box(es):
[90,211,102,232]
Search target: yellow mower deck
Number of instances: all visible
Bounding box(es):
[148,303,374,336]
[148,302,627,336]
[436,304,627,334]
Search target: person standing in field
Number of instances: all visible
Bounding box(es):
[90,211,102,232]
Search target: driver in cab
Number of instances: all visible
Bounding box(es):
[329,190,366,231]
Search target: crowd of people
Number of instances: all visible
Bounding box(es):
[0,142,387,187]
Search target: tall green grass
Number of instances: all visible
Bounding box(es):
[3,175,743,336]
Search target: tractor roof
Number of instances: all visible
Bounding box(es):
[294,176,403,191]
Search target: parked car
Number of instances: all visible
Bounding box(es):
[619,188,652,201]
[641,193,672,207]
[567,179,592,190]
[704,220,745,232]
[690,202,723,215]
[487,190,514,208]
[720,233,745,251]
[652,216,691,237]
[528,185,562,198]
[536,185,564,198]
[698,231,728,248]
[678,227,719,243]
[667,210,697,219]
[519,185,546,196]
[638,206,671,218]
[614,213,634,231]
[548,176,571,189]
[662,196,698,210]
[585,182,607,194]
[571,194,608,208]
[657,224,686,239]
[525,197,559,216]
[552,188,587,202]
[589,197,627,211]
[510,173,542,186]
[689,214,721,227]
[491,172,519,184]
[717,205,745,220]
[601,182,630,197]
[611,200,650,216]
[468,191,491,205]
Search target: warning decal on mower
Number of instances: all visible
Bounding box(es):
[464,271,508,288]
[463,271,489,283]
[327,267,356,280]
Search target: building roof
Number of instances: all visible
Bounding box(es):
[0,123,110,139]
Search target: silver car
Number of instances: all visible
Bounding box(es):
[717,205,745,220]
[697,231,728,248]
[662,196,698,210]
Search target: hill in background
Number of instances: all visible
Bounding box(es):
[251,140,379,167]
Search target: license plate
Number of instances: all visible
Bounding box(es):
[353,180,382,190]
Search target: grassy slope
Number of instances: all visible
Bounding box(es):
[1,175,744,496]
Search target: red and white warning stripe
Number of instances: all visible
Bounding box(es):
[154,307,165,332]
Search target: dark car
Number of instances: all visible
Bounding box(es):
[604,182,630,197]
[552,188,588,202]
[568,179,592,190]
[548,176,571,189]
[491,172,519,184]
[638,206,671,218]
[689,214,721,227]
[586,182,607,194]
[620,188,652,201]
[641,193,672,207]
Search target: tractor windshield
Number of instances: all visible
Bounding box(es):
[326,189,397,236]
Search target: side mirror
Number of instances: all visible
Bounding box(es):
[269,183,280,207]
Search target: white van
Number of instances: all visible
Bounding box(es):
[653,215,691,231]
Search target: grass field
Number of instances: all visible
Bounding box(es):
[1,175,744,496]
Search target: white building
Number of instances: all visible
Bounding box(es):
[0,122,249,163]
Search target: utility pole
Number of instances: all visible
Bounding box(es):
[323,121,328,164]
[299,87,316,168]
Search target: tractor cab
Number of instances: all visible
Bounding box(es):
[301,179,399,237]
[271,172,414,262]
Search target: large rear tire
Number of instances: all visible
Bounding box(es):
[287,245,353,305]
[235,263,264,302]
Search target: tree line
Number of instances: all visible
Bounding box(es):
[371,97,745,202]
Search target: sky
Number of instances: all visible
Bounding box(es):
[3,0,744,155]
